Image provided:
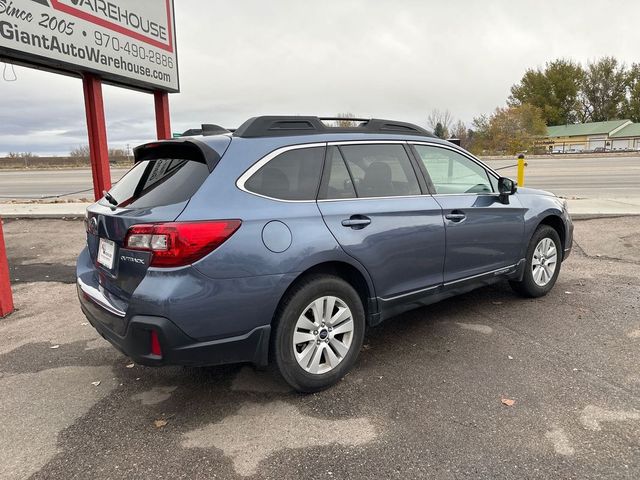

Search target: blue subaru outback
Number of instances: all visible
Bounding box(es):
[77,116,573,392]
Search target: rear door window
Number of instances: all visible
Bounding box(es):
[244,146,325,200]
[318,147,357,200]
[339,144,421,198]
[106,158,210,209]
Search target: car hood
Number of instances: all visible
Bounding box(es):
[517,186,556,197]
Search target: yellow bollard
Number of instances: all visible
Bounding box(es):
[517,154,527,187]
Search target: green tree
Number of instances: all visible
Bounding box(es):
[580,57,628,122]
[509,59,584,126]
[433,122,446,138]
[623,64,640,122]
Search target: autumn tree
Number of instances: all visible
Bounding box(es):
[509,59,584,126]
[470,104,546,155]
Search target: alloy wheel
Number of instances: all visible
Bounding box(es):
[531,237,558,286]
[292,296,354,375]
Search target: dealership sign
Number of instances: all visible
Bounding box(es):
[0,0,178,92]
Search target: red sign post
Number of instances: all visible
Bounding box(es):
[83,73,113,201]
[0,218,13,318]
[154,91,172,140]
[0,0,179,318]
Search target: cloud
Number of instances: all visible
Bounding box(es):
[2,0,640,154]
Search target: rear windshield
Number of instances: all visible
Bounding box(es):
[105,159,210,209]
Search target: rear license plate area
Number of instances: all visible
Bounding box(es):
[97,238,116,270]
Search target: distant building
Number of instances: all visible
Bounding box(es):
[608,123,640,151]
[537,120,636,153]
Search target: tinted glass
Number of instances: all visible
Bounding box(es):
[414,145,493,194]
[245,147,325,200]
[340,144,420,198]
[319,147,356,200]
[106,159,210,209]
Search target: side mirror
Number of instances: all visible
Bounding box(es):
[497,177,517,203]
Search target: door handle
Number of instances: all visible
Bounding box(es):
[341,215,371,229]
[445,211,466,222]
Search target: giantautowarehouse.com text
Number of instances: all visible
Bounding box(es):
[0,20,171,83]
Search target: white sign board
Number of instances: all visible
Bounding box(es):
[0,0,179,92]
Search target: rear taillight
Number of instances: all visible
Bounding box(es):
[124,220,241,267]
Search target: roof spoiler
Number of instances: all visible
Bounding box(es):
[133,138,223,172]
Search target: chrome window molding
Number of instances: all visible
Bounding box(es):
[235,139,504,203]
[327,140,407,146]
[317,194,427,203]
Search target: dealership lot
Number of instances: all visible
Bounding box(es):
[1,217,639,479]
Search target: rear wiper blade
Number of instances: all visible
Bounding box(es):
[103,190,118,206]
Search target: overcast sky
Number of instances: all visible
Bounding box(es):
[3,0,640,155]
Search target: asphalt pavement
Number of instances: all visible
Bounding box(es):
[0,155,639,200]
[1,217,639,479]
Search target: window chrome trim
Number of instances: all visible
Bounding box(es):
[327,140,407,146]
[317,194,428,203]
[235,139,503,203]
[235,142,326,203]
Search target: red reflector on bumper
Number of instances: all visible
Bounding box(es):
[150,330,162,357]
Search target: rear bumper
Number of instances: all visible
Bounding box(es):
[78,282,270,367]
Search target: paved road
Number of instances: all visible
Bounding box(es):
[486,156,640,198]
[0,156,639,200]
[2,217,640,479]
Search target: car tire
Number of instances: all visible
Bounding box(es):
[272,274,365,393]
[510,225,562,298]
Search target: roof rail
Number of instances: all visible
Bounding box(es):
[233,116,433,138]
[181,124,231,137]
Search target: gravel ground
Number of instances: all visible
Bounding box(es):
[1,217,639,480]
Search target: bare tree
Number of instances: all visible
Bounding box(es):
[335,112,358,127]
[426,109,453,137]
[7,152,38,159]
[450,120,472,149]
[7,151,38,168]
[69,145,91,159]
